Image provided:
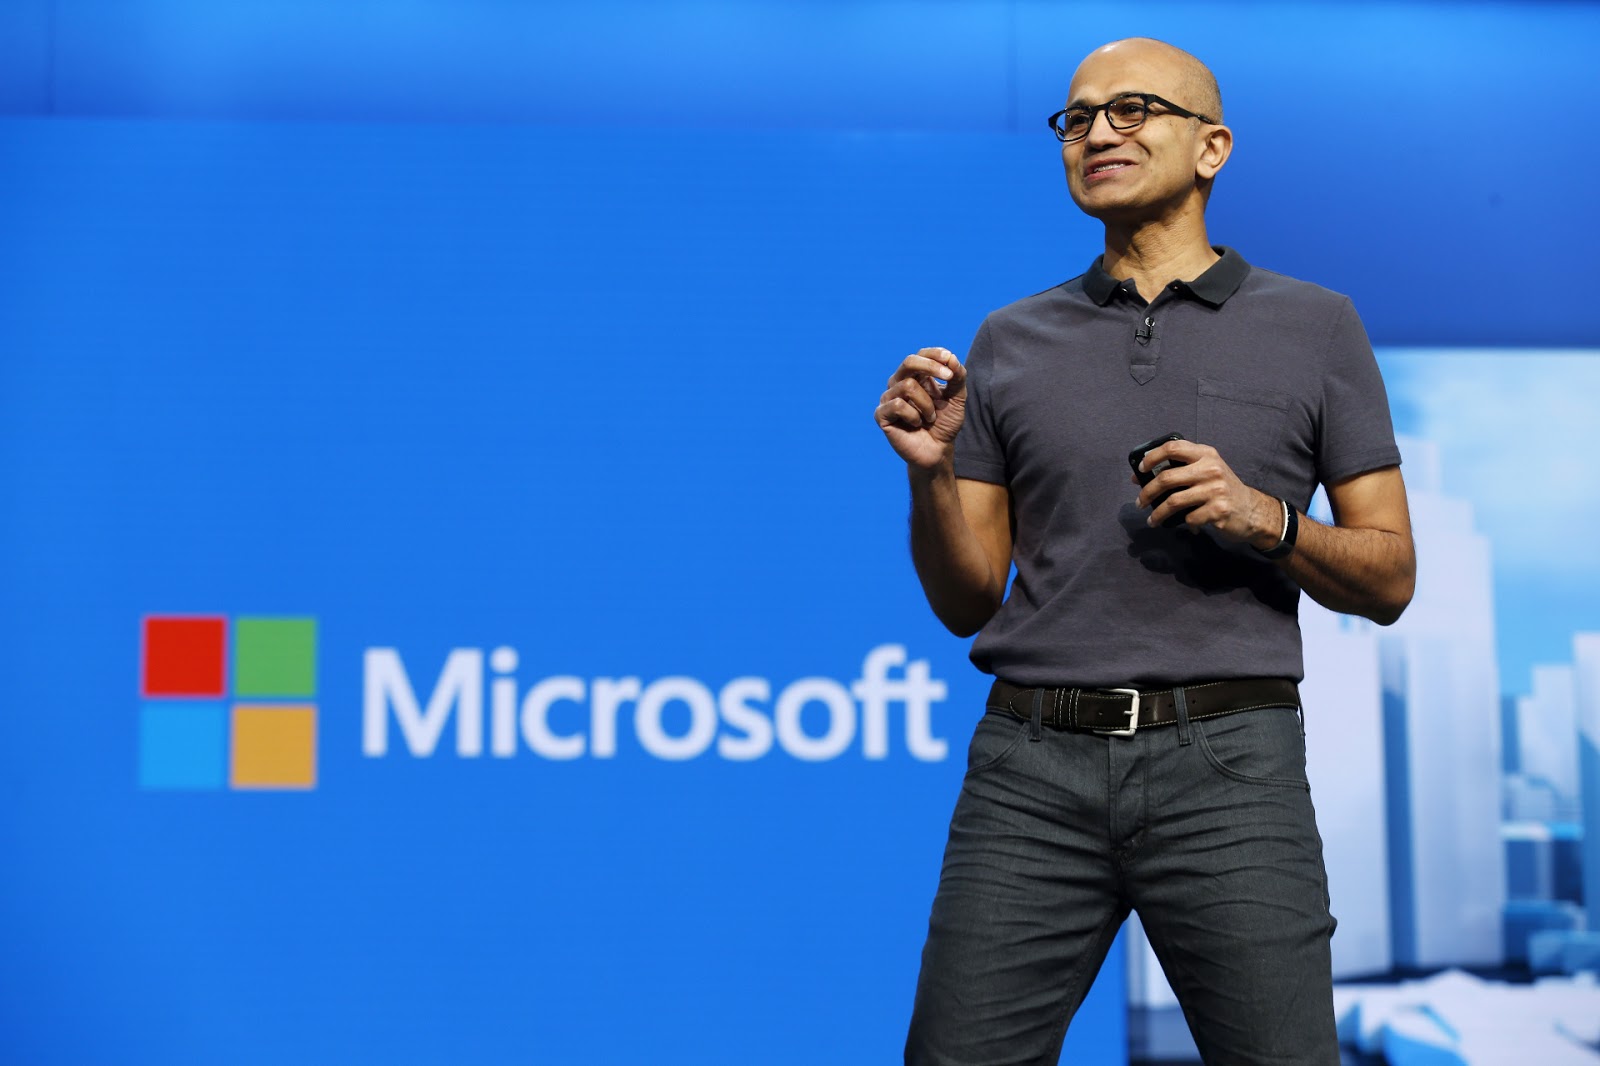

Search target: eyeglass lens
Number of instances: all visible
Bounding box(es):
[1059,98,1150,141]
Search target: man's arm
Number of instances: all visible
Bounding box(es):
[876,347,1014,637]
[1137,439,1415,625]
[1277,466,1414,625]
[909,470,1012,637]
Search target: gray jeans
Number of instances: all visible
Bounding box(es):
[904,692,1339,1066]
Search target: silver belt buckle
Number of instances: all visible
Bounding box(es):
[1104,688,1140,737]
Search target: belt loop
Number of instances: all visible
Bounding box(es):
[1028,689,1045,742]
[1173,685,1193,746]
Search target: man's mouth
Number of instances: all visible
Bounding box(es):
[1085,160,1136,181]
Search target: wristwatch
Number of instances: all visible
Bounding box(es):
[1256,498,1298,560]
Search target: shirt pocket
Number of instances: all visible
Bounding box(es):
[1196,377,1293,485]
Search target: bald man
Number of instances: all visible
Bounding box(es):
[877,39,1414,1065]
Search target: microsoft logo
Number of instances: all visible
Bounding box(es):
[139,616,318,790]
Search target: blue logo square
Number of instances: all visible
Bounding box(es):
[139,703,227,790]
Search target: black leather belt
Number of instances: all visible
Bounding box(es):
[986,677,1299,736]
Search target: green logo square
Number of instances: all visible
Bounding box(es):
[233,617,317,697]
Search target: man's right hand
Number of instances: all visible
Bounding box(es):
[875,347,967,470]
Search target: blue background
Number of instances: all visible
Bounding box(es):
[3,3,1599,1064]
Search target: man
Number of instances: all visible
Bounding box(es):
[875,38,1415,1066]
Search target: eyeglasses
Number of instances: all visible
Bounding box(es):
[1047,92,1217,144]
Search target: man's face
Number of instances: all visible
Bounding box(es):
[1061,44,1215,223]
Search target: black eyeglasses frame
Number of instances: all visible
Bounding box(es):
[1047,92,1218,144]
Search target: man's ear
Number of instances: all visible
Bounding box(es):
[1197,123,1232,181]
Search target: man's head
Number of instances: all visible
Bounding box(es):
[1058,38,1232,225]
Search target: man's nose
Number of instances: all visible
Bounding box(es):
[1084,107,1124,148]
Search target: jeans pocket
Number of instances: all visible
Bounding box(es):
[965,712,1033,779]
[1195,706,1308,789]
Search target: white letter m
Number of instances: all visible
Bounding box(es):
[363,648,484,757]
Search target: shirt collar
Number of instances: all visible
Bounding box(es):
[1083,246,1251,308]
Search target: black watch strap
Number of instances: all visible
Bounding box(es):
[1256,498,1298,559]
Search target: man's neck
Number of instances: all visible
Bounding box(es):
[1100,215,1220,304]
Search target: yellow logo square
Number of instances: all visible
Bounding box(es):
[230,704,317,790]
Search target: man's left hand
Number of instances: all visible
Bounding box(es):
[1133,439,1282,549]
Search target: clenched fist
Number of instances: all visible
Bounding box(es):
[876,347,967,470]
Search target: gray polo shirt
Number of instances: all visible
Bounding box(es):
[953,247,1400,687]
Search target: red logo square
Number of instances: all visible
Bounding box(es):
[142,616,228,697]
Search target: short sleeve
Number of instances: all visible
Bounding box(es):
[1316,298,1402,485]
[953,317,1007,485]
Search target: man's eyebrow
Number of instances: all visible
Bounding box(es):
[1064,90,1147,110]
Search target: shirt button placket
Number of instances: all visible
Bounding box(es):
[1130,311,1160,384]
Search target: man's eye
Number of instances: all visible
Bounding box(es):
[1112,100,1146,121]
[1065,112,1092,131]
